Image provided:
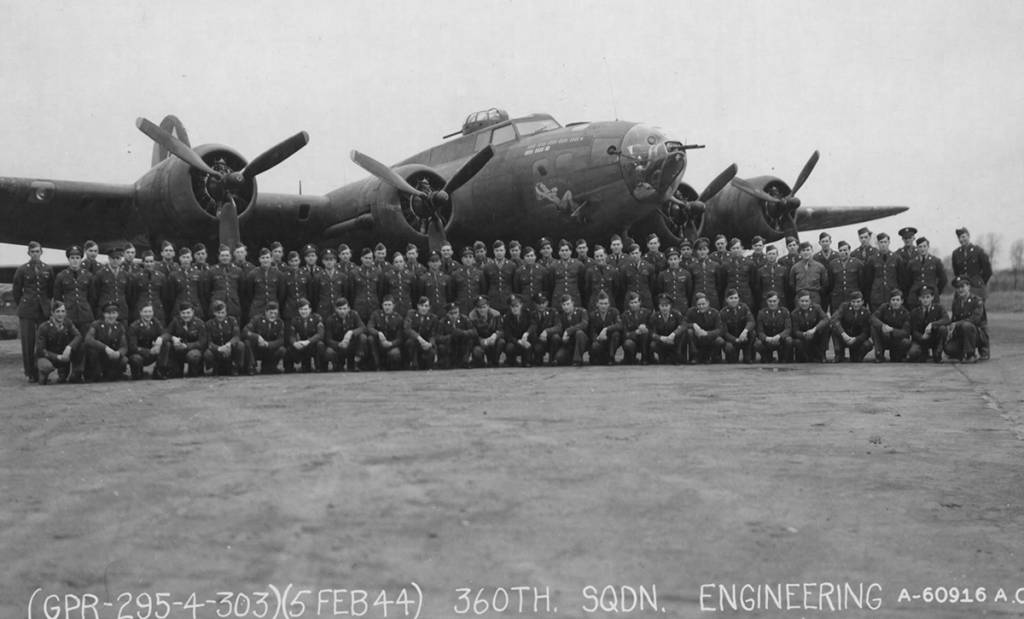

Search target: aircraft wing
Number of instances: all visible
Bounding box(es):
[796,205,908,233]
[0,177,142,249]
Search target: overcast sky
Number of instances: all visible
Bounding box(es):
[2,0,1022,266]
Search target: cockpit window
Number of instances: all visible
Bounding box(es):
[491,124,516,145]
[514,118,560,137]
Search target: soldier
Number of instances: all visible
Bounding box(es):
[587,291,621,365]
[864,232,906,310]
[452,247,485,314]
[508,240,523,267]
[439,242,457,274]
[243,301,286,374]
[756,245,788,313]
[246,247,286,321]
[285,298,324,373]
[127,303,165,380]
[169,246,206,320]
[373,242,390,272]
[607,234,627,267]
[35,300,83,385]
[777,236,801,272]
[790,290,830,363]
[905,237,947,308]
[203,245,244,320]
[945,277,986,363]
[711,234,729,263]
[232,244,255,277]
[585,245,620,311]
[192,243,210,272]
[482,240,516,313]
[688,238,723,309]
[894,227,918,264]
[351,247,384,322]
[514,246,549,310]
[419,251,453,316]
[82,240,102,275]
[754,291,792,363]
[122,243,142,275]
[156,241,179,278]
[503,294,533,367]
[720,238,757,309]
[281,250,312,321]
[301,243,321,277]
[13,241,54,382]
[404,296,439,370]
[384,253,416,317]
[575,238,592,266]
[685,293,724,364]
[951,227,992,359]
[473,240,490,268]
[650,293,687,365]
[851,227,879,264]
[204,299,244,376]
[323,297,367,372]
[870,289,911,362]
[531,293,560,366]
[85,302,128,381]
[130,250,170,323]
[789,242,828,307]
[656,248,692,314]
[405,243,427,280]
[468,295,504,367]
[720,288,755,364]
[908,285,949,363]
[828,241,865,312]
[270,241,286,270]
[162,302,207,378]
[537,237,555,267]
[436,302,475,369]
[313,248,349,319]
[678,239,696,270]
[550,239,586,307]
[92,246,131,324]
[366,296,405,371]
[621,243,655,310]
[813,232,838,313]
[830,291,873,362]
[551,294,589,366]
[618,291,652,365]
[643,233,667,274]
[53,245,94,336]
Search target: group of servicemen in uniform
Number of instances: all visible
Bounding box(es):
[10,223,993,384]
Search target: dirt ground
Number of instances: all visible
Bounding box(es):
[2,316,1023,619]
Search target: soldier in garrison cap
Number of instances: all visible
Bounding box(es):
[85,302,128,381]
[551,294,589,366]
[905,237,947,309]
[608,234,627,267]
[755,244,788,314]
[82,240,102,275]
[205,299,244,376]
[157,240,179,278]
[35,300,84,385]
[656,248,692,314]
[550,239,586,308]
[685,292,724,364]
[754,290,793,363]
[908,285,949,363]
[243,301,286,374]
[284,297,324,373]
[790,289,829,363]
[812,232,838,313]
[688,238,723,310]
[537,237,555,268]
[531,292,560,365]
[586,291,621,365]
[365,296,405,370]
[161,302,207,378]
[711,234,729,264]
[828,240,865,313]
[951,227,992,359]
[191,243,210,271]
[482,240,516,313]
[864,232,907,311]
[851,227,879,264]
[467,295,504,367]
[127,303,165,380]
[830,291,873,362]
[351,247,384,322]
[870,288,911,362]
[944,277,987,363]
[129,249,171,324]
[618,291,652,365]
[203,244,243,323]
[419,251,453,317]
[502,293,534,366]
[720,288,755,364]
[404,296,439,370]
[246,247,285,322]
[314,248,350,320]
[749,236,767,270]
[789,241,828,308]
[720,238,757,309]
[92,245,131,327]
[649,292,687,365]
[323,297,367,372]
[436,301,475,369]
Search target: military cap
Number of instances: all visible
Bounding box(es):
[493,240,505,249]
[765,244,779,253]
[296,297,311,308]
[575,238,588,247]
[915,237,929,246]
[50,299,66,312]
[508,240,521,248]
[141,249,155,259]
[428,250,441,262]
[532,292,548,305]
[508,293,523,305]
[360,247,373,257]
[610,233,622,243]
[593,243,606,253]
[473,240,486,250]
[646,233,659,242]
[918,285,935,297]
[876,232,890,241]
[461,246,474,257]
[160,240,174,250]
[848,290,863,300]
[475,295,489,307]
[818,231,831,241]
[334,298,349,308]
[218,244,231,254]
[796,289,812,298]
[440,241,452,249]
[336,243,350,253]
[265,301,279,311]
[259,247,272,257]
[679,238,692,248]
[559,294,573,304]
[321,248,337,260]
[270,241,284,250]
[102,302,120,313]
[558,238,572,249]
[416,296,431,306]
[857,227,872,236]
[729,237,743,249]
[715,234,727,241]
[953,276,969,287]
[724,288,739,298]
[301,243,317,256]
[657,293,673,305]
[888,288,903,299]
[539,237,552,248]
[374,242,386,251]
[406,243,418,251]
[798,241,813,251]
[445,302,459,313]
[381,294,395,304]
[751,235,765,244]
[234,243,247,251]
[522,246,535,257]
[84,240,99,250]
[666,248,679,258]
[191,242,206,254]
[837,240,850,249]
[898,227,917,239]
[108,246,124,258]
[955,227,969,237]
[785,235,799,245]
[27,241,42,251]
[210,300,227,312]
[286,250,300,261]
[66,245,83,258]
[391,251,404,261]
[626,243,640,253]
[178,246,192,256]
[694,238,709,250]
[763,290,780,300]
[694,292,708,301]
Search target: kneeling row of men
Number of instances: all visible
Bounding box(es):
[32,274,986,382]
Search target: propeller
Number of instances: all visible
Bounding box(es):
[350,145,494,251]
[136,117,309,249]
[663,163,738,237]
[732,150,819,232]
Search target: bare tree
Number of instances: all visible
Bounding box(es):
[976,233,1002,271]
[1011,239,1024,290]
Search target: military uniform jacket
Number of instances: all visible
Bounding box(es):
[13,260,54,321]
[909,304,950,341]
[452,264,485,313]
[587,308,621,339]
[437,314,475,341]
[92,265,131,318]
[531,306,559,338]
[404,310,440,340]
[324,311,365,346]
[711,249,729,264]
[244,315,285,348]
[757,262,789,302]
[384,267,416,315]
[950,294,986,326]
[203,264,243,317]
[287,313,324,345]
[82,256,102,275]
[851,245,879,264]
[468,307,503,339]
[367,310,405,343]
[685,307,723,336]
[514,263,550,306]
[720,303,755,339]
[554,307,588,338]
[206,316,241,347]
[550,258,586,306]
[813,249,839,271]
[165,317,208,350]
[86,319,128,353]
[687,258,723,305]
[644,250,668,274]
[36,319,81,359]
[720,255,757,303]
[789,260,828,297]
[584,262,620,309]
[621,259,655,309]
[502,310,532,341]
[155,259,180,279]
[830,302,872,338]
[650,309,686,338]
[618,307,652,339]
[53,267,95,326]
[313,268,350,318]
[870,303,911,337]
[756,307,791,338]
[906,254,947,296]
[282,266,314,318]
[246,266,286,318]
[169,265,205,319]
[750,252,768,270]
[790,305,829,334]
[128,318,165,354]
[828,257,865,302]
[656,267,692,313]
[351,265,384,317]
[418,270,452,314]
[951,244,992,288]
[865,252,906,306]
[130,269,170,322]
[482,259,517,311]
[777,253,801,272]
[894,245,917,264]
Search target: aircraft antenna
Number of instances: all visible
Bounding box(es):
[602,56,619,120]
[299,180,303,195]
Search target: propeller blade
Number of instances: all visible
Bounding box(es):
[698,163,738,202]
[136,117,220,177]
[243,131,310,179]
[443,145,494,194]
[790,150,819,196]
[427,214,446,253]
[350,150,426,197]
[218,196,241,251]
[732,177,782,203]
